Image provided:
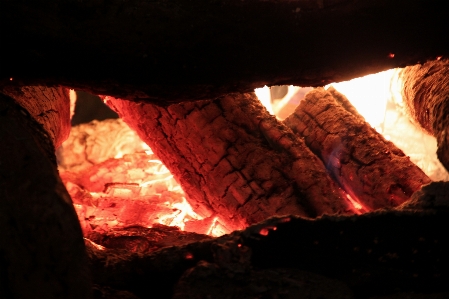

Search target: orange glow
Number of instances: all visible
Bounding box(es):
[259,226,277,236]
[69,89,77,119]
[255,70,447,182]
[256,68,449,212]
[84,238,105,251]
[345,194,365,213]
[254,85,274,115]
[326,69,395,130]
[59,119,232,237]
[388,53,395,58]
[328,69,448,181]
[259,228,269,236]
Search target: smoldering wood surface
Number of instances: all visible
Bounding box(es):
[284,87,431,210]
[0,93,90,299]
[85,225,212,255]
[397,59,449,171]
[1,86,71,148]
[86,182,449,299]
[106,93,357,229]
[1,0,448,103]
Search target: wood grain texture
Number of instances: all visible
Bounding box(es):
[2,85,71,148]
[284,87,431,210]
[397,59,449,171]
[106,93,357,229]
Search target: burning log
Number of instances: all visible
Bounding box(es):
[105,93,358,229]
[395,58,449,171]
[284,87,431,210]
[1,0,449,103]
[0,92,89,298]
[1,85,72,148]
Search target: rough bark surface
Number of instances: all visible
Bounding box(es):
[0,93,90,299]
[1,0,448,103]
[284,87,431,210]
[106,93,357,229]
[396,58,449,171]
[85,181,449,299]
[86,225,212,255]
[2,85,71,148]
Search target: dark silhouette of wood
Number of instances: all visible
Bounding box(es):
[1,0,448,103]
[284,87,431,210]
[2,85,72,148]
[0,93,90,299]
[105,93,358,229]
[85,182,449,299]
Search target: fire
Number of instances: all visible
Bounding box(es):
[325,69,395,131]
[58,119,232,237]
[328,70,448,182]
[63,69,448,240]
[257,70,449,182]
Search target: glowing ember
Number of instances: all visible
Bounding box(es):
[345,194,364,212]
[58,119,231,237]
[69,89,77,119]
[259,226,277,236]
[84,238,106,251]
[259,228,269,236]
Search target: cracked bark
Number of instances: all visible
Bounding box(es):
[394,58,449,171]
[105,93,357,229]
[284,87,431,210]
[1,85,71,148]
[0,93,90,299]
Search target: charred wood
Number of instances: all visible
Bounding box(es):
[0,93,89,299]
[86,225,212,255]
[105,93,357,229]
[395,58,449,171]
[173,263,353,299]
[1,0,448,103]
[284,87,431,210]
[85,233,214,299]
[86,182,449,299]
[1,85,72,148]
[91,285,140,299]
